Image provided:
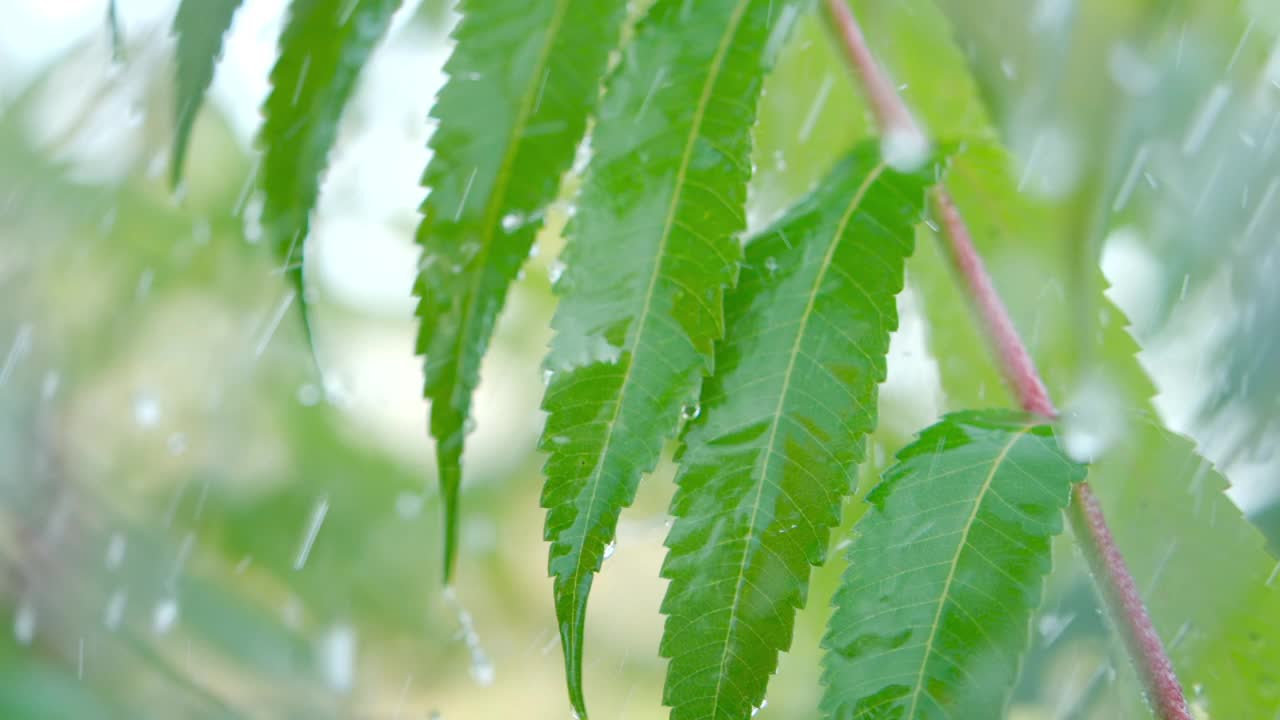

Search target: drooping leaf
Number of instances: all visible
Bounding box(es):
[170,0,244,187]
[538,0,802,715]
[259,0,402,344]
[657,142,934,720]
[414,0,628,584]
[821,410,1086,719]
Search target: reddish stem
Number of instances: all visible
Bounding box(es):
[930,189,1056,417]
[821,0,920,138]
[821,2,1191,718]
[1069,483,1191,719]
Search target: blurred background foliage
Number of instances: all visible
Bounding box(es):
[0,0,1277,718]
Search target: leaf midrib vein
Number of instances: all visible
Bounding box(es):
[434,0,572,429]
[904,425,1032,717]
[563,0,754,690]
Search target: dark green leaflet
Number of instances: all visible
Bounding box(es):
[259,0,402,348]
[821,411,1086,719]
[659,143,934,720]
[538,0,802,715]
[171,0,244,187]
[414,0,628,583]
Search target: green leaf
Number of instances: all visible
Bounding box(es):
[911,129,1280,717]
[658,142,934,720]
[414,0,628,584]
[259,0,402,341]
[538,0,801,715]
[821,410,1086,719]
[171,0,244,188]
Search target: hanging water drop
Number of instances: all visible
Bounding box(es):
[501,212,524,233]
[602,541,616,560]
[764,256,779,275]
[680,403,701,421]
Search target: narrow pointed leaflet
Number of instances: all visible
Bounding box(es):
[821,411,1086,719]
[415,0,628,583]
[259,0,402,346]
[171,0,244,187]
[659,143,934,720]
[538,0,802,715]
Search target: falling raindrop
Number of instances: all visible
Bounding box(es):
[13,599,35,646]
[321,624,357,693]
[1061,375,1125,463]
[294,496,330,571]
[166,432,188,456]
[105,532,126,570]
[242,194,264,243]
[881,127,930,172]
[103,589,127,631]
[323,372,351,408]
[297,383,322,406]
[396,492,425,519]
[152,597,179,634]
[132,391,161,428]
[135,268,154,302]
[41,371,60,399]
[549,261,566,284]
[444,587,494,688]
